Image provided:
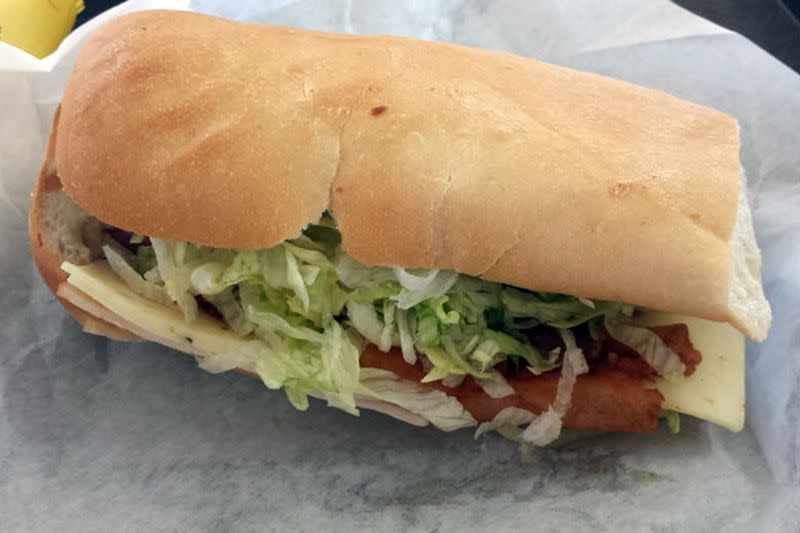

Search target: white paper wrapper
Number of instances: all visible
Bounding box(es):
[2,1,800,530]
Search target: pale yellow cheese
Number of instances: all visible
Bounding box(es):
[634,311,745,432]
[60,261,745,432]
[60,261,264,370]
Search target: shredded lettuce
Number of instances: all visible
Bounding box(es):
[339,265,573,383]
[150,239,201,322]
[141,233,357,411]
[392,268,459,309]
[521,329,588,445]
[101,220,628,420]
[358,368,476,430]
[476,369,515,399]
[604,317,686,380]
[102,243,172,306]
[205,288,255,337]
[475,406,537,441]
[502,288,624,329]
[664,409,681,434]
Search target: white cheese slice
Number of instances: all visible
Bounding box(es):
[60,261,265,367]
[60,261,745,432]
[634,312,745,432]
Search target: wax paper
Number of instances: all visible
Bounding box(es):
[2,1,800,531]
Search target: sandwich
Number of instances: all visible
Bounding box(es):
[29,10,771,445]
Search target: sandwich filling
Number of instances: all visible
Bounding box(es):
[70,213,705,443]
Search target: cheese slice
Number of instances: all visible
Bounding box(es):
[59,261,745,432]
[633,311,745,432]
[60,261,265,369]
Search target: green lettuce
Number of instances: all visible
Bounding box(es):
[664,410,681,434]
[358,368,476,430]
[103,221,626,414]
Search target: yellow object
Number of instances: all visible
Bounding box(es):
[0,0,84,59]
[639,312,746,432]
[60,260,747,432]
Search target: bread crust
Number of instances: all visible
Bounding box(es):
[52,10,769,339]
[29,106,138,342]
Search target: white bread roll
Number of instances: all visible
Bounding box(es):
[49,9,768,340]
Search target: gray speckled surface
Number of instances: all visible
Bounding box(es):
[2,1,800,531]
[0,307,781,532]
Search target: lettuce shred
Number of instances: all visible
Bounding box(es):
[100,217,628,419]
[664,410,681,434]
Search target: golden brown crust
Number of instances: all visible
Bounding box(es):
[52,10,769,338]
[57,11,341,249]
